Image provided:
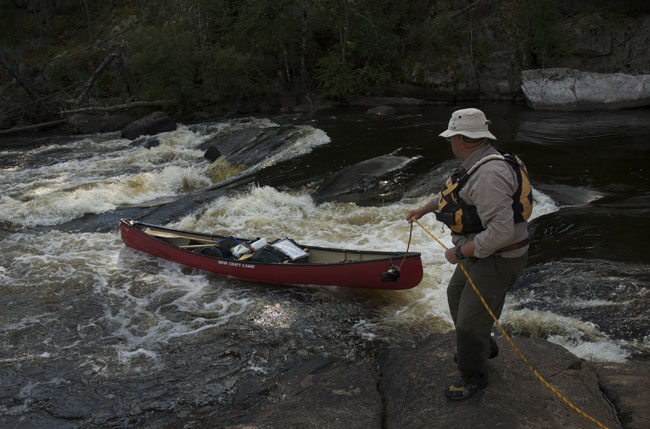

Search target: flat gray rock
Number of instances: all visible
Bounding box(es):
[378,332,620,429]
[521,68,650,110]
[591,360,650,429]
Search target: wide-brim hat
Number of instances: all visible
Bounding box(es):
[439,108,497,140]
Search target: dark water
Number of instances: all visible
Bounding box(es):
[1,103,649,426]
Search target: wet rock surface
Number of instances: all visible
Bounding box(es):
[195,332,648,428]
[199,124,311,167]
[312,154,418,205]
[592,360,650,429]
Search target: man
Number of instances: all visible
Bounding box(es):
[406,108,532,400]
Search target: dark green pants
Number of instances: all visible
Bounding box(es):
[447,253,527,378]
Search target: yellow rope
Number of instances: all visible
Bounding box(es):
[411,218,608,429]
[396,220,414,271]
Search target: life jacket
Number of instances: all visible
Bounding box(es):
[434,152,533,234]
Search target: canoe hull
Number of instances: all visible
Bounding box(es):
[120,220,423,290]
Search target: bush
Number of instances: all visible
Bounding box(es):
[198,46,275,108]
[126,24,199,109]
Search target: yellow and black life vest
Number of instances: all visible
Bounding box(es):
[434,152,533,234]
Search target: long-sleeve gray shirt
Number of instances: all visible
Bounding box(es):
[435,143,529,258]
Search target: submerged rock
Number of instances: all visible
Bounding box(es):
[366,105,396,115]
[129,136,160,149]
[121,111,177,140]
[521,68,650,110]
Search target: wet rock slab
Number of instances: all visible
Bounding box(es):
[209,333,648,428]
[226,357,381,428]
[379,333,619,428]
[3,333,647,428]
[591,360,650,429]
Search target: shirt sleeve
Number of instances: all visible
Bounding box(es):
[461,161,518,258]
[431,192,441,210]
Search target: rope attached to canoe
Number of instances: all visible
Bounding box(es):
[410,217,608,429]
[381,221,414,282]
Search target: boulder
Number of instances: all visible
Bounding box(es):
[203,145,222,162]
[199,124,310,166]
[521,68,650,110]
[129,136,160,149]
[120,111,177,140]
[312,155,417,205]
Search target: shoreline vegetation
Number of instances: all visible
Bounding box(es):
[2,0,650,135]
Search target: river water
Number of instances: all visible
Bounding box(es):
[1,103,649,426]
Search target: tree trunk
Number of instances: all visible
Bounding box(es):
[75,52,118,104]
[60,100,175,114]
[0,119,67,135]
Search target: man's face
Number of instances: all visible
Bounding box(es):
[449,134,462,159]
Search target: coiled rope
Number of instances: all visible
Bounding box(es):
[410,217,608,429]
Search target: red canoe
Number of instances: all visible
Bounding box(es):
[120,219,423,290]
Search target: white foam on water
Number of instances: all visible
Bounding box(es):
[103,254,256,358]
[0,121,331,227]
[2,229,256,371]
[353,320,378,341]
[117,348,159,367]
[245,351,269,375]
[257,126,331,169]
[175,186,458,335]
[530,187,560,220]
[171,185,635,362]
[501,308,630,362]
[0,127,216,226]
[546,336,630,363]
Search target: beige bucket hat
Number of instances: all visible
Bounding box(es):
[439,108,497,140]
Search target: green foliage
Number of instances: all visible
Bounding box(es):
[315,52,361,102]
[126,24,199,108]
[501,0,569,68]
[316,52,391,103]
[0,0,587,117]
[198,46,275,107]
[311,0,401,102]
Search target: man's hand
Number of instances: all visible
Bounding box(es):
[445,247,460,264]
[405,201,437,222]
[405,208,423,222]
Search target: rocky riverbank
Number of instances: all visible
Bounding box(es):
[183,332,648,428]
